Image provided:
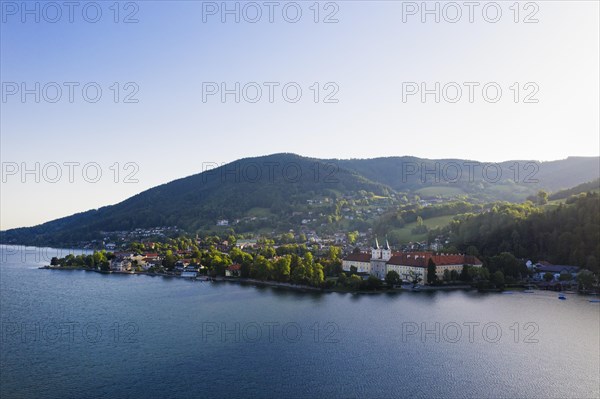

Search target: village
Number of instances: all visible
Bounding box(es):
[43,227,595,293]
[38,191,598,293]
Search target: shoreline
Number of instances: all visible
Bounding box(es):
[38,266,598,295]
[38,265,458,293]
[213,277,325,292]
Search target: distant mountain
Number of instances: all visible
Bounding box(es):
[335,156,600,202]
[2,153,598,246]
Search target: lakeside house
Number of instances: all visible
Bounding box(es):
[225,264,242,277]
[180,265,198,278]
[532,263,580,281]
[106,252,164,272]
[173,260,202,277]
[342,239,482,283]
[174,260,192,274]
[110,258,132,272]
[142,253,162,271]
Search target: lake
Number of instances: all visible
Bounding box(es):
[1,246,599,399]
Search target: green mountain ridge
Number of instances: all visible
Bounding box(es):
[334,156,600,200]
[2,153,599,246]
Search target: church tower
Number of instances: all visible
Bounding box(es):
[381,238,392,261]
[370,236,390,279]
[371,237,382,259]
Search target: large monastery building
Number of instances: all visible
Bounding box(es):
[342,238,482,283]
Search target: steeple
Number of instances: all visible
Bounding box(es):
[374,237,380,250]
[384,237,390,250]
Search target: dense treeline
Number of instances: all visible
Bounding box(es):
[49,251,114,270]
[228,247,337,287]
[440,193,600,272]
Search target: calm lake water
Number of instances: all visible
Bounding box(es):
[1,246,599,399]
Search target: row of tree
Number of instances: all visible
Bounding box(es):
[50,251,113,269]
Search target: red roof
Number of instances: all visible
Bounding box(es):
[227,264,242,271]
[387,252,482,268]
[343,251,482,267]
[343,252,371,262]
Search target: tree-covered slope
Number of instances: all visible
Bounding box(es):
[2,153,598,247]
[440,193,600,272]
[1,154,391,246]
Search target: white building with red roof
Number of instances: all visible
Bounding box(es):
[342,252,372,273]
[343,238,482,283]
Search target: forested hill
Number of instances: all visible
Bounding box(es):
[1,154,391,246]
[438,192,600,272]
[1,153,599,247]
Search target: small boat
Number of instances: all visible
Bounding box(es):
[523,290,535,293]
[589,300,600,303]
[558,294,567,300]
[502,291,514,294]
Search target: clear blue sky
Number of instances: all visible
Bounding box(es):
[1,1,599,229]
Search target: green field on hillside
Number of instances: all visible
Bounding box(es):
[414,186,465,197]
[388,214,457,243]
[246,207,273,217]
[546,188,600,207]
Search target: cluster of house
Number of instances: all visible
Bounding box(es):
[235,239,258,250]
[526,261,580,282]
[109,251,209,277]
[216,216,271,227]
[400,240,446,252]
[342,238,483,283]
[109,252,163,272]
[102,227,180,250]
